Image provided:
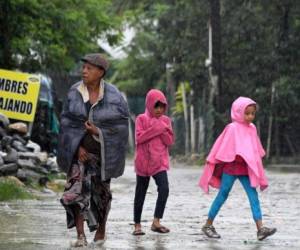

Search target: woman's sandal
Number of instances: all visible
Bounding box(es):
[151,225,170,233]
[91,237,106,247]
[132,229,145,236]
[70,234,88,247]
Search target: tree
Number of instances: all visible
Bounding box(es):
[0,0,122,73]
[113,0,300,158]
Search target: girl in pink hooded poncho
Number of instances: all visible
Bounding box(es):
[199,97,276,241]
[132,89,174,236]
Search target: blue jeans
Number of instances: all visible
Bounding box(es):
[208,173,262,221]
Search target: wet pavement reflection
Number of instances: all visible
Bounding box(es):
[0,161,299,249]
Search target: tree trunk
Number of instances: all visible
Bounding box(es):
[206,0,221,149]
[210,0,222,109]
[284,134,296,157]
[182,82,190,155]
[166,62,175,116]
[123,93,134,153]
[0,0,13,69]
[198,116,205,153]
[266,82,275,159]
[190,101,195,153]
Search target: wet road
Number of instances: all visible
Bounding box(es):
[0,161,299,250]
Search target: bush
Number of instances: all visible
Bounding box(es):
[0,178,33,201]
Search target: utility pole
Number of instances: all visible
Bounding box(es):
[166,62,175,116]
[205,0,221,150]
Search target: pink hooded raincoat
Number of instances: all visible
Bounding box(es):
[199,97,268,193]
[134,89,174,176]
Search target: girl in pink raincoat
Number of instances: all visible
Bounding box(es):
[199,97,276,241]
[132,89,174,236]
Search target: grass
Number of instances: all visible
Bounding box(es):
[0,178,34,201]
[46,181,65,193]
[47,172,66,181]
[46,173,66,192]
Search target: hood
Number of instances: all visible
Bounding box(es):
[145,89,168,117]
[231,96,256,123]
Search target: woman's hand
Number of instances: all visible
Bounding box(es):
[78,146,89,162]
[85,121,99,135]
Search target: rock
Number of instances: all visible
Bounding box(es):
[3,147,18,163]
[16,169,27,182]
[8,122,28,134]
[1,135,12,149]
[36,152,48,164]
[17,159,49,175]
[46,156,59,173]
[0,155,3,166]
[38,176,50,186]
[0,151,7,157]
[21,169,42,179]
[26,140,41,153]
[18,151,47,167]
[17,158,36,169]
[0,163,18,175]
[190,153,201,161]
[50,168,59,174]
[0,127,7,137]
[11,140,28,152]
[39,167,49,175]
[52,179,66,185]
[17,152,41,164]
[0,112,10,128]
[6,176,25,187]
[42,187,56,195]
[47,179,66,192]
[12,134,28,145]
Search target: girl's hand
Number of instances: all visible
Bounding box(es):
[160,119,170,130]
[85,121,98,135]
[78,146,89,162]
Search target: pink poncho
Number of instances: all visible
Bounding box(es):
[199,97,268,193]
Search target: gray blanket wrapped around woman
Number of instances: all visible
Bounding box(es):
[57,81,129,231]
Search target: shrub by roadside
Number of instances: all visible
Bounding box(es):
[0,177,34,201]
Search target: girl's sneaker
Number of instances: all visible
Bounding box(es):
[202,225,221,238]
[257,227,277,241]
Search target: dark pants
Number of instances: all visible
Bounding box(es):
[134,171,169,224]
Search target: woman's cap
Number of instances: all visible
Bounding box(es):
[81,53,109,71]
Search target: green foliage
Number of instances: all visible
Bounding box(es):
[0,178,33,201]
[273,77,300,122]
[0,0,122,72]
[114,0,300,157]
[172,82,191,116]
[2,0,299,157]
[112,0,209,95]
[112,55,164,95]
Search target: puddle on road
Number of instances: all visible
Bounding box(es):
[0,167,300,249]
[0,198,69,250]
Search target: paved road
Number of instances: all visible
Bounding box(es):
[0,161,299,250]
